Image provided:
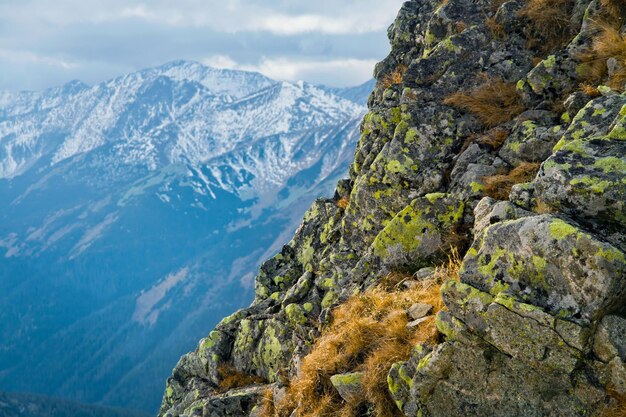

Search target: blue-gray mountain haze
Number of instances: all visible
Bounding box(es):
[0,61,370,413]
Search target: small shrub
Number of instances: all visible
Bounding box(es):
[482,162,541,200]
[519,0,576,53]
[381,65,408,89]
[579,23,626,91]
[217,365,266,392]
[263,253,462,417]
[443,77,525,128]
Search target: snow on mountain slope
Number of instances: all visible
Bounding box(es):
[0,60,369,413]
[0,60,363,180]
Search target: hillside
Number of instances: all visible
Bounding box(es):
[159,0,626,416]
[0,61,369,412]
[0,391,149,417]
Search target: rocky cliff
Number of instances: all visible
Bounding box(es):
[158,0,626,416]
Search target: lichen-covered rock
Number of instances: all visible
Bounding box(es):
[390,339,605,417]
[594,315,626,363]
[330,372,365,404]
[535,121,626,250]
[462,213,626,324]
[366,193,464,273]
[159,0,626,415]
[162,385,265,417]
[498,113,563,166]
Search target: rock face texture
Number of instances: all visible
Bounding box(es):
[159,0,626,416]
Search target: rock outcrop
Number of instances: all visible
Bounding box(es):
[159,0,626,416]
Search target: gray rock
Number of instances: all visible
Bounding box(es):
[408,302,434,320]
[594,315,626,363]
[329,372,365,404]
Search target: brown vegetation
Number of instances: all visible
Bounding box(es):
[381,65,408,89]
[519,0,576,53]
[602,391,626,417]
[579,22,626,91]
[482,162,541,200]
[533,198,557,214]
[485,16,505,38]
[443,77,524,128]
[337,196,350,209]
[217,365,266,392]
[260,252,463,417]
[580,83,602,97]
[601,0,626,26]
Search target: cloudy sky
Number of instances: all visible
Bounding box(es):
[0,0,406,91]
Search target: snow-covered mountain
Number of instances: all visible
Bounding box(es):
[0,60,369,413]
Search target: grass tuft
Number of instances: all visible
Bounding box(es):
[601,0,626,26]
[602,391,626,417]
[580,83,602,97]
[261,252,462,417]
[482,162,541,200]
[486,16,505,38]
[519,0,576,53]
[217,365,266,392]
[579,22,626,91]
[381,65,408,89]
[337,196,350,210]
[443,77,524,128]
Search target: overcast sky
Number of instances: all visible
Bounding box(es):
[0,0,406,91]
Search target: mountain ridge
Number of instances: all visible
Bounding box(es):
[0,60,372,413]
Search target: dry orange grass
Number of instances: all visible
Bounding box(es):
[483,162,541,200]
[519,0,576,53]
[381,65,408,89]
[477,128,509,149]
[444,77,524,128]
[486,16,505,38]
[217,365,266,392]
[580,83,602,97]
[337,196,350,209]
[579,23,626,91]
[603,391,626,417]
[601,0,626,25]
[261,252,462,417]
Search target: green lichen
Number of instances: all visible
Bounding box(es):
[416,352,433,370]
[285,304,308,325]
[549,219,578,240]
[593,156,626,173]
[425,192,446,204]
[477,248,507,277]
[470,181,484,193]
[596,247,626,263]
[321,290,339,309]
[543,55,556,69]
[570,176,613,193]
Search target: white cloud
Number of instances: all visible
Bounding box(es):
[0,0,403,35]
[0,48,77,69]
[201,55,239,69]
[204,55,377,86]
